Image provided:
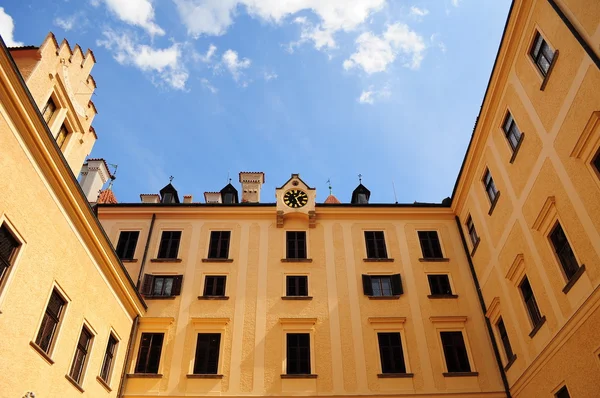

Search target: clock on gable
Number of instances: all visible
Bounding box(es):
[276,174,316,228]
[283,189,309,208]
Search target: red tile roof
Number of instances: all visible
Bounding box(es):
[97,189,117,204]
[324,194,341,204]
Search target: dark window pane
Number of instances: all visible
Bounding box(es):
[287,333,311,374]
[35,290,66,353]
[503,112,522,151]
[157,231,181,259]
[42,98,56,123]
[371,276,393,297]
[418,231,443,258]
[115,231,139,260]
[364,231,388,259]
[496,318,514,360]
[100,335,118,382]
[286,276,308,296]
[428,275,452,295]
[520,277,543,327]
[135,333,164,374]
[378,332,406,373]
[193,333,221,374]
[550,223,579,280]
[69,327,93,383]
[286,231,307,259]
[208,231,231,259]
[483,170,498,203]
[357,193,368,204]
[440,331,471,373]
[204,276,227,296]
[593,151,600,174]
[0,224,19,285]
[555,386,570,398]
[466,216,479,247]
[56,125,68,149]
[530,32,554,76]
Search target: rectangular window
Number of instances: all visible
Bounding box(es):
[549,223,580,280]
[418,231,443,259]
[440,331,471,373]
[362,274,403,297]
[496,317,514,361]
[35,289,67,353]
[378,332,406,374]
[555,386,570,398]
[203,276,226,297]
[530,32,555,76]
[593,150,600,174]
[428,275,452,296]
[519,277,543,328]
[286,276,308,296]
[99,334,118,383]
[208,231,231,259]
[141,274,183,297]
[364,231,388,259]
[466,216,479,248]
[193,333,221,374]
[483,169,499,204]
[157,231,181,259]
[69,326,93,384]
[56,124,68,149]
[135,333,164,374]
[42,97,56,123]
[502,112,522,151]
[286,231,306,259]
[115,231,139,260]
[0,223,20,286]
[286,333,311,374]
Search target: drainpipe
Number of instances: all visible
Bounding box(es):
[117,315,139,398]
[454,216,512,398]
[136,213,156,289]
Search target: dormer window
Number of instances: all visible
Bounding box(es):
[159,183,180,204]
[162,193,174,204]
[220,183,239,204]
[357,193,368,204]
[351,182,371,205]
[223,193,234,204]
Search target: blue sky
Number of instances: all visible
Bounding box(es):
[1,0,511,204]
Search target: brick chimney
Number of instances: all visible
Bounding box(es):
[79,158,112,202]
[239,172,265,203]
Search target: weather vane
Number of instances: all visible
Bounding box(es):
[327,178,332,195]
[358,173,362,184]
[169,175,174,183]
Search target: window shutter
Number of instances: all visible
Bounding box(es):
[362,275,373,296]
[142,274,154,295]
[172,275,183,296]
[391,274,403,295]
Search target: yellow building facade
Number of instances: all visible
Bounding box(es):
[1,0,600,397]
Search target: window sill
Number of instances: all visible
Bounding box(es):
[470,238,480,257]
[509,133,525,164]
[504,355,517,372]
[186,374,223,379]
[198,296,229,300]
[65,374,84,393]
[443,372,479,377]
[150,258,182,263]
[377,373,414,378]
[562,264,586,294]
[29,341,54,365]
[143,295,177,300]
[363,258,394,262]
[96,376,112,392]
[418,257,450,262]
[121,258,138,263]
[281,258,313,263]
[282,296,313,300]
[529,316,547,338]
[488,191,501,216]
[281,374,318,379]
[368,295,401,300]
[540,50,559,91]
[202,258,233,263]
[126,373,163,379]
[428,294,458,299]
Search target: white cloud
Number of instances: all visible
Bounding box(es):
[222,49,251,81]
[97,0,164,36]
[97,30,188,89]
[343,22,426,74]
[54,15,77,31]
[358,90,374,104]
[451,0,460,7]
[264,71,278,81]
[0,7,23,47]
[409,6,429,17]
[358,84,391,104]
[200,78,218,93]
[430,33,446,53]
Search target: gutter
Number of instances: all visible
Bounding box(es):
[136,214,156,289]
[117,315,139,398]
[454,216,512,398]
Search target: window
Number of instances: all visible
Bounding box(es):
[594,150,600,174]
[69,326,93,384]
[193,333,221,374]
[135,333,164,374]
[286,333,311,374]
[286,276,308,297]
[141,274,183,297]
[530,32,555,77]
[157,231,181,259]
[357,193,368,204]
[364,231,388,259]
[42,97,56,123]
[35,289,67,353]
[496,318,514,362]
[100,334,118,383]
[161,192,174,204]
[286,231,306,259]
[0,223,20,286]
[378,332,406,374]
[440,331,471,373]
[56,124,68,149]
[223,193,234,204]
[362,274,402,297]
[203,276,226,297]
[466,216,479,248]
[519,277,543,328]
[115,231,139,260]
[418,231,443,259]
[555,386,570,398]
[502,112,522,151]
[428,275,452,296]
[208,231,230,259]
[549,223,580,281]
[483,169,499,204]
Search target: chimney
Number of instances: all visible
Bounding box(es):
[79,159,112,202]
[239,172,265,203]
[204,192,222,204]
[183,195,193,203]
[140,194,160,203]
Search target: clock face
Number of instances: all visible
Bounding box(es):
[283,189,309,208]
